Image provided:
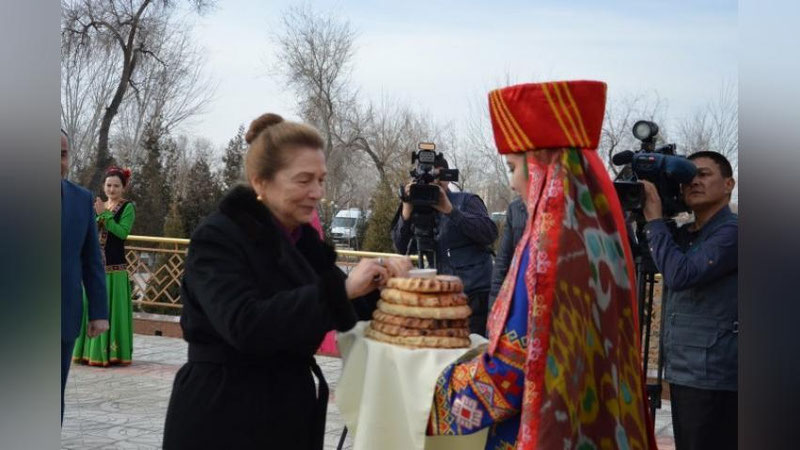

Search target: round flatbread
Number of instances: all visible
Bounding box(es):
[370,320,470,338]
[365,326,471,349]
[386,275,464,293]
[380,288,468,308]
[377,300,471,320]
[372,310,469,330]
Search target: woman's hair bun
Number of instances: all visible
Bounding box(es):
[245,113,284,144]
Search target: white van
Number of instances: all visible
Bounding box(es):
[331,208,364,248]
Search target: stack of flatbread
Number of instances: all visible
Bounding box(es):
[365,275,471,349]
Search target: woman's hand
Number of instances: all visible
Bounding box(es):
[345,258,389,300]
[94,197,105,215]
[384,256,413,279]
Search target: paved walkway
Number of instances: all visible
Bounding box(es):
[62,334,675,449]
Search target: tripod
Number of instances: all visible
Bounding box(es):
[409,208,438,270]
[630,220,668,425]
[414,234,437,270]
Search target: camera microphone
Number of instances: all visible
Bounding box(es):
[612,150,635,166]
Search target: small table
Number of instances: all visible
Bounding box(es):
[335,321,489,450]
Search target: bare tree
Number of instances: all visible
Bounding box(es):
[461,94,512,212]
[675,81,738,171]
[335,97,438,187]
[111,21,216,166]
[272,4,368,213]
[599,91,669,176]
[273,6,473,210]
[334,102,389,183]
[61,0,213,190]
[274,5,356,159]
[61,37,120,178]
[434,123,479,194]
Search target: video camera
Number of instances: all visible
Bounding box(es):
[398,142,459,269]
[400,142,459,207]
[612,120,697,219]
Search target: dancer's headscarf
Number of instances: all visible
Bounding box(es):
[486,81,656,448]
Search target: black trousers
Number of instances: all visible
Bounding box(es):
[61,339,74,424]
[670,383,737,450]
[467,290,489,337]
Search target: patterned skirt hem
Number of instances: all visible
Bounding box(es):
[71,357,132,367]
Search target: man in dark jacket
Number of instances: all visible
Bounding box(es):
[60,129,108,422]
[642,151,737,450]
[391,156,498,336]
[488,197,527,313]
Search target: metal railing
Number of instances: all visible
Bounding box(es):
[125,236,188,312]
[125,235,414,314]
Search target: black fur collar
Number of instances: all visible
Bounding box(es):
[218,184,318,245]
[217,185,336,285]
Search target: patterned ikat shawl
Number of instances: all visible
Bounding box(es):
[429,81,656,449]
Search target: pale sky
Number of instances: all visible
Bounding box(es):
[179,0,737,150]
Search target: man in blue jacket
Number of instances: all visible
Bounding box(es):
[642,151,737,450]
[61,129,108,422]
[391,156,498,336]
[488,196,527,313]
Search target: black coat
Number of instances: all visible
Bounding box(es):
[488,197,527,311]
[163,186,378,449]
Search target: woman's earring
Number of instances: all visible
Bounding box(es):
[256,194,263,201]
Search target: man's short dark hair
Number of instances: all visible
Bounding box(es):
[688,151,733,178]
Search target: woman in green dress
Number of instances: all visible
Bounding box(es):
[73,166,136,367]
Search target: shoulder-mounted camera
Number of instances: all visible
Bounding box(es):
[612,120,697,219]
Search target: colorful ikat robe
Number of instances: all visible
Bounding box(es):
[428,148,656,450]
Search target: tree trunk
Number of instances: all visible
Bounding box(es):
[87,0,152,192]
[353,137,387,186]
[89,53,138,192]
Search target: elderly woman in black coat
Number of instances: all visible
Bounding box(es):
[163,113,411,449]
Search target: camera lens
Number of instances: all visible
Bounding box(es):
[632,120,659,141]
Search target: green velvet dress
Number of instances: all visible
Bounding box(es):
[73,201,136,366]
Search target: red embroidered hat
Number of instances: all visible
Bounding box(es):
[488,80,607,154]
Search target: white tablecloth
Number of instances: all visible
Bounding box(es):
[335,321,489,450]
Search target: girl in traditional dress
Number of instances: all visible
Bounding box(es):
[73,166,135,367]
[427,81,657,449]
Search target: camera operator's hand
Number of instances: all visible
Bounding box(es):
[641,180,663,222]
[433,185,453,215]
[401,182,414,220]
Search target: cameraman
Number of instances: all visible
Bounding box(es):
[391,157,498,336]
[641,151,737,450]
